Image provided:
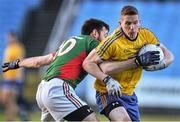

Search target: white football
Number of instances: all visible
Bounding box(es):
[138,44,164,71]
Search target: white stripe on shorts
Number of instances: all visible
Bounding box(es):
[63,82,83,108]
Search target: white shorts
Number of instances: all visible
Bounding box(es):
[36,78,87,121]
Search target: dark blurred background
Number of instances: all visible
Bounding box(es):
[0,0,180,121]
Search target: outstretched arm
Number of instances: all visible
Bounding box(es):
[19,53,54,68]
[2,53,54,72]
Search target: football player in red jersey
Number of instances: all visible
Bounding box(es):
[2,18,109,121]
[2,17,164,121]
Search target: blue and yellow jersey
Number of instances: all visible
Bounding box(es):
[95,27,159,95]
[3,43,25,81]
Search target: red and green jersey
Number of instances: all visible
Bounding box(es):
[43,35,99,88]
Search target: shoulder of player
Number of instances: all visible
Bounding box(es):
[77,35,97,42]
[139,27,155,35]
[103,28,123,44]
[96,30,122,53]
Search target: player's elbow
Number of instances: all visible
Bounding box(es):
[35,55,53,68]
[34,59,45,68]
[164,52,174,68]
[171,52,174,62]
[35,60,51,68]
[168,53,174,65]
[82,60,90,71]
[34,61,41,68]
[82,59,97,72]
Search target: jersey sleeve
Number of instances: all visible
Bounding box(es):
[52,52,57,57]
[51,47,59,58]
[145,29,160,45]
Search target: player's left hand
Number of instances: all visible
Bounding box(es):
[2,59,20,72]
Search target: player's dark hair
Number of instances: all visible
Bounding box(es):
[121,5,138,16]
[81,18,109,35]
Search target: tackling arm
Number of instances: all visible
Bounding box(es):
[2,53,54,72]
[99,58,137,75]
[83,49,122,97]
[83,48,160,96]
[89,52,160,75]
[83,49,140,79]
[83,48,161,77]
[83,49,108,81]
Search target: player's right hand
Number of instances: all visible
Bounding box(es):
[2,59,20,72]
[103,76,122,97]
[144,59,167,71]
[135,51,160,67]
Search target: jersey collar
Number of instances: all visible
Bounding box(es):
[120,28,138,42]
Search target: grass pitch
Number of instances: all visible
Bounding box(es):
[0,111,180,121]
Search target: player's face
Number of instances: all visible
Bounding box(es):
[120,15,140,40]
[97,26,109,41]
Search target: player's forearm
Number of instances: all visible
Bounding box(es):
[83,60,108,81]
[83,49,108,81]
[100,58,137,75]
[163,50,174,67]
[19,54,53,68]
[19,57,43,68]
[160,44,174,67]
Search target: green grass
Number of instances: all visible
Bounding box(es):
[1,111,180,121]
[97,113,180,121]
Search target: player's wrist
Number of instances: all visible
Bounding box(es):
[16,59,20,68]
[11,59,20,69]
[134,56,141,66]
[102,75,112,85]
